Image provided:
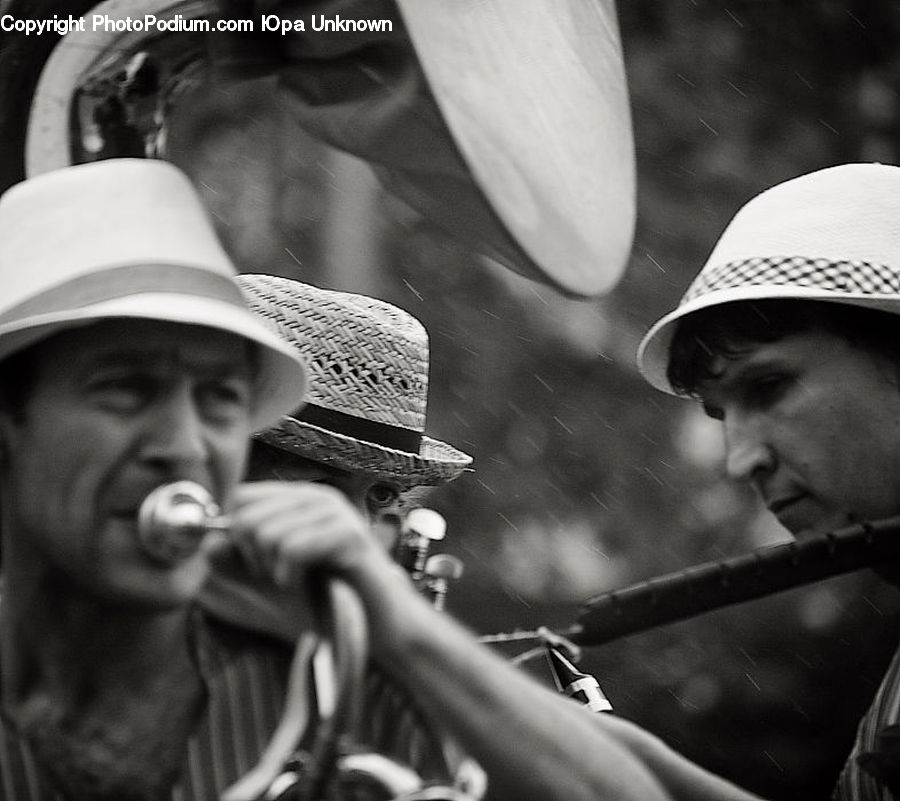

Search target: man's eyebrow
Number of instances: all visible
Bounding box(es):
[707,354,798,406]
[730,355,793,384]
[84,350,252,376]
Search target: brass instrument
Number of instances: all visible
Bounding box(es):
[0,0,223,193]
[138,481,482,801]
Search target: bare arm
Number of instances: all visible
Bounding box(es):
[228,481,766,801]
[354,552,764,801]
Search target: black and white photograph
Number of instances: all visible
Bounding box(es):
[0,2,898,799]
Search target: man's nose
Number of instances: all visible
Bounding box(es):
[723,414,775,483]
[139,383,208,470]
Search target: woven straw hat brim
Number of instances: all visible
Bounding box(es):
[236,273,472,485]
[638,281,900,395]
[256,416,473,488]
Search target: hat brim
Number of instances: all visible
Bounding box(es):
[638,283,900,395]
[255,416,472,489]
[0,291,307,432]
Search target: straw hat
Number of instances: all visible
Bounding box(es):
[235,274,472,487]
[638,163,900,394]
[0,158,307,429]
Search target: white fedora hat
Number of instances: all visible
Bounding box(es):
[0,158,307,429]
[236,274,472,488]
[638,163,900,394]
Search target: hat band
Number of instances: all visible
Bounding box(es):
[681,256,900,306]
[296,403,423,454]
[0,263,244,325]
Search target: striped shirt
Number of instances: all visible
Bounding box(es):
[833,645,900,801]
[0,610,455,800]
[0,612,292,800]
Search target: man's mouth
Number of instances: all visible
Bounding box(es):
[765,493,831,537]
[766,493,816,533]
[767,495,805,515]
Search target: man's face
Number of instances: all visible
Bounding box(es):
[697,328,900,538]
[0,319,255,607]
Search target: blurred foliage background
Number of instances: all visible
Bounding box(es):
[161,2,900,798]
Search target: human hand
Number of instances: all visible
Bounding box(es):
[223,480,393,590]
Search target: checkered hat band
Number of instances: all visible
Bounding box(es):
[681,256,900,305]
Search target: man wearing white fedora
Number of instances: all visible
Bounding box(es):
[0,157,318,799]
[307,161,900,801]
[367,161,900,801]
[627,162,900,800]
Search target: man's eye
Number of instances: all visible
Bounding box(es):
[90,376,152,411]
[750,375,789,407]
[199,380,252,419]
[366,483,400,512]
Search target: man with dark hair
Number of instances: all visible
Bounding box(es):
[667,299,900,401]
[631,162,900,799]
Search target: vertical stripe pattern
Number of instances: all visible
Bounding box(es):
[833,645,900,801]
[0,611,472,800]
[0,613,292,801]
